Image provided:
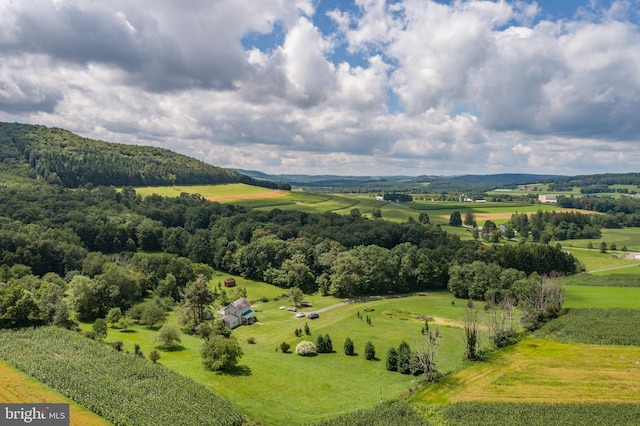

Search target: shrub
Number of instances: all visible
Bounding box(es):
[247,337,256,344]
[280,342,291,353]
[149,350,160,364]
[397,341,411,374]
[343,337,354,356]
[156,324,181,348]
[295,341,317,356]
[110,341,124,352]
[324,334,333,353]
[365,341,376,360]
[385,347,398,371]
[92,318,108,341]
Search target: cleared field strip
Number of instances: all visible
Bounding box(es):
[413,338,640,405]
[0,359,109,426]
[563,285,640,309]
[132,183,288,201]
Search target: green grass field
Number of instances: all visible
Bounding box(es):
[563,285,640,309]
[563,227,640,252]
[88,288,487,425]
[565,247,640,272]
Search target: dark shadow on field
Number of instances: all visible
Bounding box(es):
[119,329,137,334]
[219,365,252,376]
[157,344,186,352]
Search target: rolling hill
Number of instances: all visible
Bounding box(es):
[0,122,281,189]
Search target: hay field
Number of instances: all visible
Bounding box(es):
[412,338,640,406]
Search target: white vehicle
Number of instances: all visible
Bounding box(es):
[296,312,305,318]
[279,306,286,310]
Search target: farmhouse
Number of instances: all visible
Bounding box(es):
[218,297,256,329]
[538,194,557,203]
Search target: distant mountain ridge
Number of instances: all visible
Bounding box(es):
[448,173,565,184]
[0,122,281,189]
[236,169,566,190]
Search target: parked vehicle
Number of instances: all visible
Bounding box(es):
[300,302,312,308]
[287,307,298,312]
[308,312,319,319]
[296,312,305,318]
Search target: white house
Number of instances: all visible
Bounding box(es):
[218,297,256,329]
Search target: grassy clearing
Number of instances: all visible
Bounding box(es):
[89,292,480,425]
[563,227,640,252]
[411,338,640,406]
[563,247,640,272]
[0,359,109,426]
[535,308,640,345]
[563,285,640,309]
[133,183,269,198]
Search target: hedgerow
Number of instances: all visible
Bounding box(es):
[0,327,245,426]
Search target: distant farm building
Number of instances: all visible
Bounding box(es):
[538,194,558,203]
[224,277,237,287]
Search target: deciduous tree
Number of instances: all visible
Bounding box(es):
[201,335,243,371]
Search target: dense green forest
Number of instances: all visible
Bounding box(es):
[0,122,288,189]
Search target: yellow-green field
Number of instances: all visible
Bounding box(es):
[411,338,640,405]
[132,183,288,202]
[0,360,109,426]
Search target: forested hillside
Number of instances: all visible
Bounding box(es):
[0,122,284,188]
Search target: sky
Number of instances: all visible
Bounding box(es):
[1,0,639,177]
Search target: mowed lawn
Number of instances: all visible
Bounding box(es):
[0,360,109,426]
[567,248,640,272]
[98,291,478,425]
[411,337,640,406]
[567,227,640,252]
